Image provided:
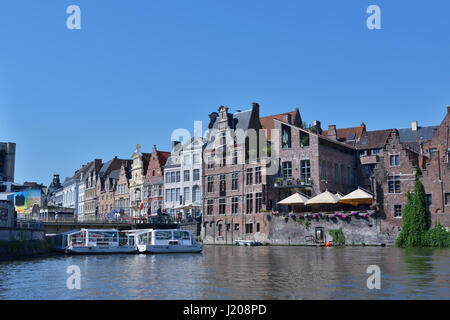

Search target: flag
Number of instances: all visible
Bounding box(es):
[139,201,144,211]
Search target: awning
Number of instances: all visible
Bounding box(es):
[173,202,202,210]
[277,192,309,205]
[338,188,374,206]
[305,191,340,205]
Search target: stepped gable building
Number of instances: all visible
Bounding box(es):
[77,163,94,220]
[164,136,205,220]
[95,157,123,218]
[129,144,153,218]
[202,103,273,244]
[421,107,450,225]
[114,160,133,216]
[264,110,357,210]
[84,159,104,219]
[143,145,170,216]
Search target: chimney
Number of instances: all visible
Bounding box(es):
[411,120,418,131]
[252,102,260,120]
[312,120,322,134]
[327,125,337,140]
[94,159,102,171]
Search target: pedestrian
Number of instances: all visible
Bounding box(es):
[55,213,58,222]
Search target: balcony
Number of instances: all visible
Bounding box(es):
[273,177,312,189]
[360,155,379,165]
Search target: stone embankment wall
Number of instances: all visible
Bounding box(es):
[0,227,51,260]
[253,214,399,246]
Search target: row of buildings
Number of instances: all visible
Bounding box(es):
[44,104,449,241]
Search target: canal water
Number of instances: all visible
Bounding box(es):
[0,246,449,300]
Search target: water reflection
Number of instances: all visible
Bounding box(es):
[0,247,448,300]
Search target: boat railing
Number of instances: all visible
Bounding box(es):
[69,236,133,247]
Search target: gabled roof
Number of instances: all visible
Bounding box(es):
[322,123,366,145]
[356,129,393,150]
[397,126,438,142]
[260,109,301,139]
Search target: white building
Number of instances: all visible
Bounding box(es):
[164,137,204,220]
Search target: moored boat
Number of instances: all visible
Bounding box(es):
[52,228,137,254]
[127,228,203,253]
[235,239,263,246]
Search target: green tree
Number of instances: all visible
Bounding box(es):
[396,169,449,248]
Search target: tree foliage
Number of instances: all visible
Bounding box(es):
[396,169,449,248]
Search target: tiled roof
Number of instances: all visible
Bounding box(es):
[322,123,366,145]
[398,126,438,142]
[260,110,299,139]
[356,129,393,150]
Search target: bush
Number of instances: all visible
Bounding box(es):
[304,220,311,229]
[329,228,345,245]
[427,222,450,248]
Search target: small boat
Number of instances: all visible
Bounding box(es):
[235,239,263,246]
[127,228,203,254]
[52,228,137,254]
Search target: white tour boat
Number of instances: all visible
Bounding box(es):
[53,228,137,254]
[235,239,263,246]
[127,228,203,254]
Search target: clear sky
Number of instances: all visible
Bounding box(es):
[1,0,449,185]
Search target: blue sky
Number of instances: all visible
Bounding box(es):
[0,0,449,184]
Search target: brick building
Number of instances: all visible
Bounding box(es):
[421,107,450,225]
[265,111,357,211]
[202,103,271,244]
[114,160,132,215]
[95,157,125,218]
[143,145,170,216]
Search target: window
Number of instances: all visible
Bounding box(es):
[165,172,171,183]
[192,185,200,202]
[255,167,262,184]
[282,162,292,178]
[175,188,180,203]
[234,224,240,231]
[426,194,432,208]
[193,169,200,181]
[170,172,176,183]
[183,187,190,204]
[388,176,401,193]
[233,151,238,165]
[184,170,190,182]
[255,192,262,213]
[219,198,226,215]
[245,223,253,234]
[175,171,180,183]
[184,154,190,165]
[220,147,227,167]
[300,160,310,181]
[193,153,200,164]
[394,205,402,218]
[232,197,239,214]
[334,164,339,184]
[445,193,450,206]
[347,167,352,185]
[246,168,253,185]
[207,155,214,169]
[256,222,260,232]
[220,174,226,195]
[207,176,214,193]
[390,154,399,166]
[220,131,226,145]
[300,131,309,147]
[246,193,253,214]
[232,173,239,190]
[340,165,345,185]
[207,200,213,215]
[373,148,381,155]
[321,161,326,180]
[282,124,291,149]
[429,148,437,160]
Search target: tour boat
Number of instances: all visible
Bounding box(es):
[235,239,263,246]
[52,228,137,254]
[127,228,203,254]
